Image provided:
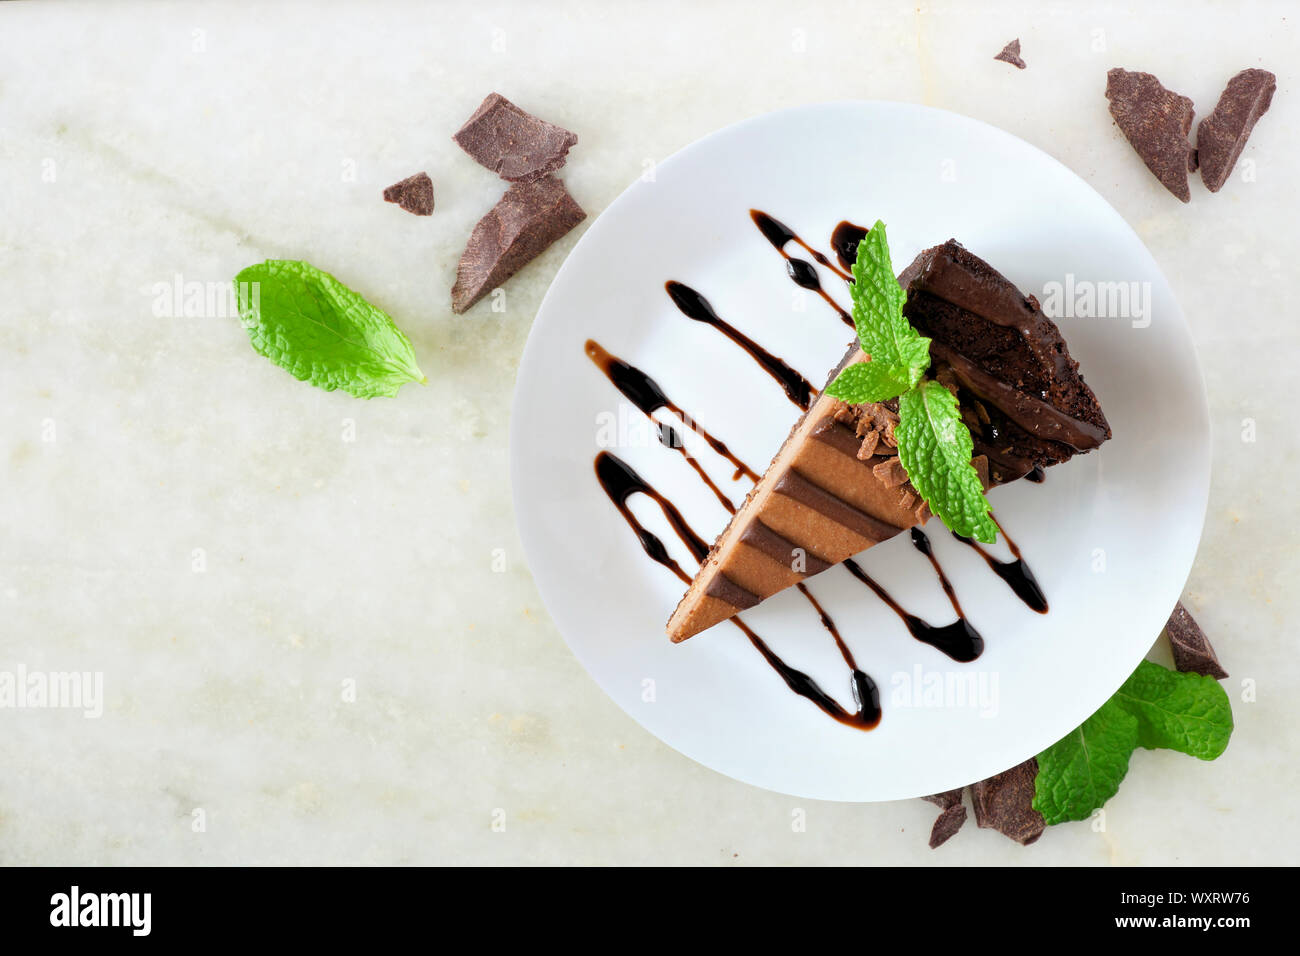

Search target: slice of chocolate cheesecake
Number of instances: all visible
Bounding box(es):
[666,240,1110,642]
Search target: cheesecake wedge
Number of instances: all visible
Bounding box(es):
[666,239,1111,642]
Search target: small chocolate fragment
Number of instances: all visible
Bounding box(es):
[1165,601,1228,679]
[1196,68,1276,193]
[453,92,578,183]
[1105,68,1197,202]
[994,38,1026,70]
[970,758,1045,845]
[922,787,964,810]
[929,804,968,848]
[451,175,585,313]
[382,172,435,216]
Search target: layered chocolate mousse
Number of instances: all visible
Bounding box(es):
[666,241,1110,642]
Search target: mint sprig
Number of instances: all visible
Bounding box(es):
[234,260,425,399]
[824,221,995,542]
[1032,660,1233,825]
[825,221,931,403]
[897,381,998,543]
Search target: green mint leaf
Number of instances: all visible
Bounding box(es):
[234,260,425,399]
[1114,659,1233,760]
[896,380,998,543]
[825,360,917,404]
[1032,697,1139,825]
[848,221,931,390]
[1033,660,1234,825]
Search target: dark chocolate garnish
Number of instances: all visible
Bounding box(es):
[970,758,1046,845]
[1105,68,1197,202]
[994,38,1026,70]
[451,176,585,313]
[1196,68,1276,193]
[452,92,578,183]
[382,172,435,216]
[923,787,964,810]
[929,804,969,848]
[1165,601,1228,679]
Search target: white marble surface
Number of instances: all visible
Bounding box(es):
[0,0,1295,865]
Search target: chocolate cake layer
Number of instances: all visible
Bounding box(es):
[665,241,1111,642]
[901,240,1111,483]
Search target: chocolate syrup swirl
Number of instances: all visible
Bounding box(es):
[664,281,815,410]
[737,613,882,730]
[750,210,854,328]
[954,518,1049,614]
[842,557,984,663]
[751,210,851,280]
[594,452,709,576]
[585,340,756,512]
[830,221,870,273]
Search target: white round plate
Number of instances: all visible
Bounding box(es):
[510,101,1209,802]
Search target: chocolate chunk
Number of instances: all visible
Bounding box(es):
[382,172,435,216]
[451,175,585,313]
[453,93,578,183]
[929,804,968,848]
[922,787,964,810]
[1165,601,1228,679]
[1196,68,1276,193]
[994,38,1025,70]
[1105,68,1197,202]
[970,758,1045,845]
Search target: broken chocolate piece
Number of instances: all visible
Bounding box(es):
[450,175,586,313]
[929,804,968,848]
[1165,601,1228,679]
[453,93,578,183]
[382,172,435,216]
[970,758,1045,845]
[994,38,1025,70]
[1105,68,1197,202]
[1196,68,1276,193]
[922,787,964,810]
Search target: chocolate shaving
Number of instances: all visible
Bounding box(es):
[450,176,586,313]
[856,429,879,460]
[970,758,1046,845]
[1105,68,1197,202]
[1165,601,1228,679]
[453,93,578,183]
[873,456,909,489]
[929,804,969,848]
[994,38,1026,70]
[1196,68,1276,193]
[382,172,435,216]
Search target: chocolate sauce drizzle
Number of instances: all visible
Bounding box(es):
[830,221,870,273]
[954,518,1049,614]
[751,210,852,280]
[750,210,854,328]
[585,340,755,512]
[594,452,710,575]
[737,612,881,730]
[842,555,984,664]
[594,450,880,729]
[664,280,815,410]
